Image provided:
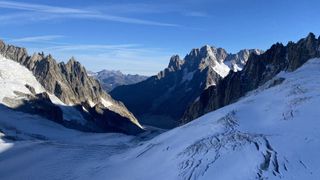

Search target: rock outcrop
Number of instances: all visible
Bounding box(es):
[0,40,143,135]
[182,33,320,123]
[3,90,64,123]
[225,49,263,72]
[111,45,262,128]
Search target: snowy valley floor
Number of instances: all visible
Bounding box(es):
[1,58,320,180]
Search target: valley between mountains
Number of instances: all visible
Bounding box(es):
[0,33,320,180]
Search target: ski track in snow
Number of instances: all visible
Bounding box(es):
[0,58,320,179]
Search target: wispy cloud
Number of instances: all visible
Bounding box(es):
[0,1,89,13]
[44,44,142,52]
[4,35,171,75]
[67,13,178,27]
[94,2,210,18]
[25,43,171,75]
[0,1,179,27]
[10,35,64,43]
[73,49,171,75]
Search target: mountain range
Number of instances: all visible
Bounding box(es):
[1,33,320,180]
[88,70,148,92]
[110,46,263,128]
[183,33,320,123]
[0,40,143,135]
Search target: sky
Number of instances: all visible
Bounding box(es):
[0,0,320,75]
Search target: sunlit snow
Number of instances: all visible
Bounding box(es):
[1,58,320,179]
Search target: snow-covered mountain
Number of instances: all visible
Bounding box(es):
[183,33,320,123]
[88,70,148,92]
[0,40,143,135]
[1,57,320,180]
[111,45,262,128]
[1,33,320,180]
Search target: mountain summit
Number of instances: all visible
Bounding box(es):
[111,46,262,128]
[1,34,320,179]
[89,70,148,92]
[182,33,320,123]
[0,40,144,135]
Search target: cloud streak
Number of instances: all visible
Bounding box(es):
[0,1,179,27]
[4,35,170,75]
[0,1,89,13]
[44,44,142,52]
[93,2,210,18]
[22,42,171,75]
[73,50,170,75]
[10,35,65,43]
[40,44,170,75]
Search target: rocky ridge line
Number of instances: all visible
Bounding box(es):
[182,33,320,123]
[0,40,143,135]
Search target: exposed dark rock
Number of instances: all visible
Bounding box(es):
[25,84,36,95]
[86,103,144,135]
[111,45,262,128]
[182,33,320,123]
[3,91,63,123]
[0,40,143,135]
[168,55,183,71]
[225,49,263,72]
[0,41,104,105]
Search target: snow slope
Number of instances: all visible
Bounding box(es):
[0,55,86,124]
[205,45,230,78]
[211,63,230,78]
[0,55,44,102]
[1,58,320,179]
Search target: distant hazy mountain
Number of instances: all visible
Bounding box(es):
[89,70,148,92]
[2,34,320,180]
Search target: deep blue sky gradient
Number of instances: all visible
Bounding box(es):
[0,0,319,75]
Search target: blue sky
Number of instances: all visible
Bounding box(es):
[0,0,320,75]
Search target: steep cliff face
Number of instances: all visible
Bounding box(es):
[225,49,263,72]
[111,45,262,128]
[182,33,320,123]
[0,40,143,135]
[5,50,105,105]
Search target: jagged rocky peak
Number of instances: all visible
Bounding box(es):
[184,45,227,78]
[157,45,223,79]
[30,52,45,61]
[168,55,183,71]
[30,53,104,106]
[0,39,144,135]
[200,45,228,62]
[65,56,86,73]
[0,40,28,62]
[306,32,316,41]
[182,33,320,123]
[225,49,264,72]
[184,45,227,70]
[286,32,320,71]
[234,49,263,64]
[164,45,262,79]
[184,45,262,75]
[111,43,262,128]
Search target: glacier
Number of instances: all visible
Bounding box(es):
[0,58,320,179]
